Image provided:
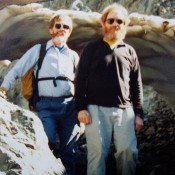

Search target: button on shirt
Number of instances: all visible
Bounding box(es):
[1,40,79,97]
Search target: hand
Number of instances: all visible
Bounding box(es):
[78,110,92,125]
[0,87,7,99]
[135,115,144,133]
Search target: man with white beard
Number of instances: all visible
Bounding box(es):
[0,14,80,175]
[75,3,144,175]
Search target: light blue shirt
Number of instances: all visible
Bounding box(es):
[1,40,79,97]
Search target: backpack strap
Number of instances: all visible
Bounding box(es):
[35,43,47,80]
[37,76,72,87]
[28,43,47,110]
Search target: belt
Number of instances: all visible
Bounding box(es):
[39,95,73,101]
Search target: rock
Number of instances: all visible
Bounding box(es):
[41,0,175,18]
[136,85,175,175]
[0,97,65,175]
[145,126,156,136]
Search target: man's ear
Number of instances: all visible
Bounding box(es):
[100,20,105,29]
[49,28,53,35]
[67,30,72,37]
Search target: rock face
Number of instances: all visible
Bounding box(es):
[42,0,175,18]
[136,85,175,175]
[0,97,65,175]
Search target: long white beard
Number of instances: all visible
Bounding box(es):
[52,36,67,44]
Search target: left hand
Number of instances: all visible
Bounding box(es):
[135,115,144,133]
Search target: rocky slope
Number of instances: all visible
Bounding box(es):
[0,97,65,175]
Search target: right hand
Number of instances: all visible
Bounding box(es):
[78,110,92,125]
[0,87,7,99]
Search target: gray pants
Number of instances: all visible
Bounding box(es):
[85,105,138,175]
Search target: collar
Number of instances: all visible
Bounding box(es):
[46,39,69,52]
[103,38,125,49]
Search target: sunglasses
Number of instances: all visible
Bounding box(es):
[106,18,124,25]
[55,23,70,30]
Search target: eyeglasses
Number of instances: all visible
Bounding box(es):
[55,23,70,30]
[106,18,124,25]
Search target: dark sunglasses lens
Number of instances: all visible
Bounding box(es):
[63,25,70,30]
[117,19,123,24]
[107,18,114,24]
[55,24,61,29]
[106,18,123,25]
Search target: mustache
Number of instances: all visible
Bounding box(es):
[51,31,66,37]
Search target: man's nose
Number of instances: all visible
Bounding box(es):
[113,24,120,30]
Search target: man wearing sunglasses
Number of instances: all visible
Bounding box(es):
[0,14,80,175]
[75,3,143,175]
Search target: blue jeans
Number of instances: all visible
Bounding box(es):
[86,105,138,175]
[36,96,80,175]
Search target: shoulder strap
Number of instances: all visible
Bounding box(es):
[38,43,47,70]
[35,43,47,79]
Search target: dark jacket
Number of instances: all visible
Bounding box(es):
[75,38,143,116]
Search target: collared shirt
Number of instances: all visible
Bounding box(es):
[1,40,79,97]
